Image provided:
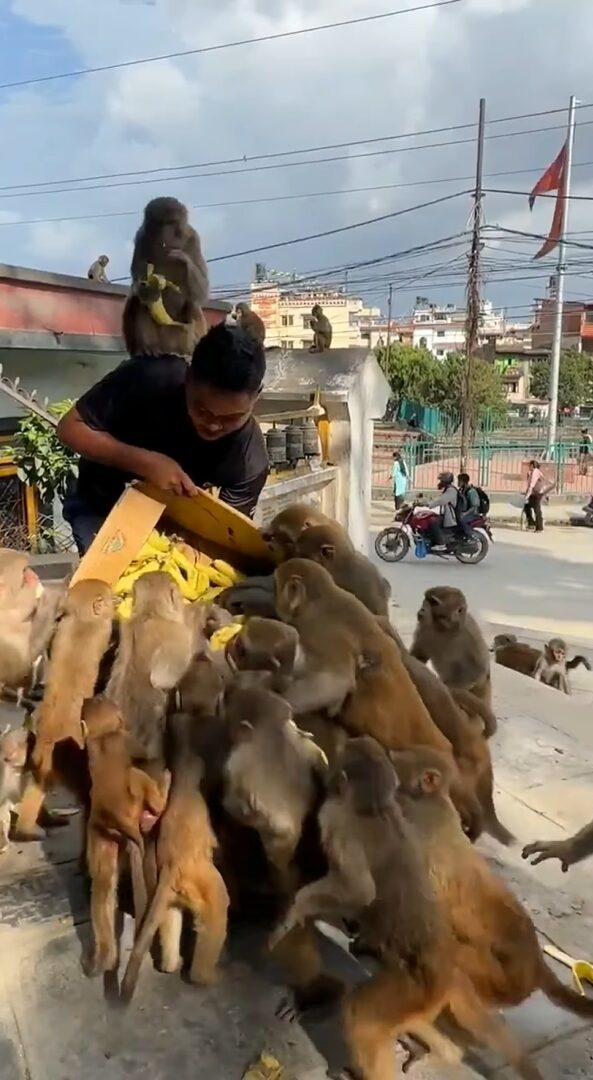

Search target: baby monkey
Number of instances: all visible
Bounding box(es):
[534,637,590,694]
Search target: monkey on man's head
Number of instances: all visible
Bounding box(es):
[122,196,209,358]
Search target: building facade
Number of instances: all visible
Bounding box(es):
[410,297,505,358]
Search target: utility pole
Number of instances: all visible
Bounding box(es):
[386,283,393,354]
[460,98,486,470]
[546,95,577,455]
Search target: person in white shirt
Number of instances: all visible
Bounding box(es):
[524,459,545,533]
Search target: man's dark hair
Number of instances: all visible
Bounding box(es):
[190,321,265,394]
[458,472,470,485]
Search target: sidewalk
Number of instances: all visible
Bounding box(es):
[2,657,593,1076]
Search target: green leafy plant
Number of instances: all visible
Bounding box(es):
[13,399,78,503]
[530,349,593,411]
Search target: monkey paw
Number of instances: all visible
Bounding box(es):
[11,825,46,842]
[400,1039,427,1074]
[522,840,571,872]
[275,996,299,1024]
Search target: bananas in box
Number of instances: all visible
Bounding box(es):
[114,530,244,626]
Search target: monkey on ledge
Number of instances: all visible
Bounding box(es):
[309,305,333,352]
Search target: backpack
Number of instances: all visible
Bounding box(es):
[474,486,490,515]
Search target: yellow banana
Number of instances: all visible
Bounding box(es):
[114,557,162,595]
[210,622,242,651]
[147,530,171,554]
[206,565,234,588]
[200,585,225,603]
[212,559,243,583]
[116,596,134,620]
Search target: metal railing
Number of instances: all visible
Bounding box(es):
[373,436,593,498]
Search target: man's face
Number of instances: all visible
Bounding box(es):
[185,378,257,441]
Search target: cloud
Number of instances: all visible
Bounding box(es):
[1,0,592,315]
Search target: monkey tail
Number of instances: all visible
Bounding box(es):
[476,770,515,847]
[120,872,174,1004]
[566,655,592,672]
[539,959,593,1017]
[450,689,498,738]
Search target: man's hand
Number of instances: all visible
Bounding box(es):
[139,452,198,496]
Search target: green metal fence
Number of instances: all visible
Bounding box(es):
[373,435,593,498]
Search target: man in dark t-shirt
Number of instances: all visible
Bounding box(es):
[57,322,269,555]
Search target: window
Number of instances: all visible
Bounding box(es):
[437,330,445,337]
[419,336,427,348]
[301,339,309,348]
[281,314,294,327]
[436,348,445,357]
[286,340,294,349]
[434,312,447,321]
[302,314,312,329]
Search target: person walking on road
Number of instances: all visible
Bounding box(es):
[392,450,408,512]
[579,428,592,476]
[524,459,546,533]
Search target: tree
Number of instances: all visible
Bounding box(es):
[530,349,593,410]
[377,343,441,414]
[13,400,77,504]
[431,353,507,421]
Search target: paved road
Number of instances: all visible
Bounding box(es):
[371,517,593,652]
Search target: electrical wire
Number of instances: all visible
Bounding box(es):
[2,120,593,203]
[0,1,464,90]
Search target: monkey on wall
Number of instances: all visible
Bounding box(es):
[308,305,332,352]
[122,197,209,359]
[234,302,266,345]
[492,633,590,693]
[87,255,109,283]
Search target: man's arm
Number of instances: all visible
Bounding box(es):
[428,491,447,510]
[56,363,198,497]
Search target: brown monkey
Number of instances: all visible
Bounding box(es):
[523,818,593,873]
[15,580,114,840]
[261,502,336,560]
[274,560,454,759]
[87,255,109,282]
[0,724,29,854]
[122,197,209,358]
[491,633,540,676]
[221,682,326,893]
[411,586,492,708]
[295,524,391,617]
[0,551,43,692]
[82,697,168,978]
[377,619,509,845]
[226,616,300,682]
[106,571,196,765]
[308,304,332,352]
[120,711,229,1001]
[235,301,266,345]
[534,637,590,694]
[270,737,532,1079]
[394,748,593,1030]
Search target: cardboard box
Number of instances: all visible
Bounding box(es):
[71,483,275,588]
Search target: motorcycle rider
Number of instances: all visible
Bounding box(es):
[426,471,459,551]
[457,472,480,537]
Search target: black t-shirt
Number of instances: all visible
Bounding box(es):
[70,355,269,518]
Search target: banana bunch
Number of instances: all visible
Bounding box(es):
[114,530,243,619]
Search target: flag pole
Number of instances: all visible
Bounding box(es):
[546,95,577,455]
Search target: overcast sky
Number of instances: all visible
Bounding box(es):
[1,0,593,320]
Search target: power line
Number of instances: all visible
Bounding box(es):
[0,1,463,91]
[3,159,593,232]
[485,225,593,252]
[4,102,593,193]
[205,190,471,264]
[2,119,593,203]
[486,187,593,202]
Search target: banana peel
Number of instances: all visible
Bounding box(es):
[242,1053,284,1080]
[210,621,243,651]
[144,262,187,328]
[544,942,593,996]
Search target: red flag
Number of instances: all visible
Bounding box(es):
[528,142,567,259]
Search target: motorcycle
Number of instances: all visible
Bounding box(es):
[583,496,593,527]
[375,501,493,565]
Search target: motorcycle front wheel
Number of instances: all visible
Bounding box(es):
[454,529,489,565]
[374,526,410,562]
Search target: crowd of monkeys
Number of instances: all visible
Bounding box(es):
[1,506,593,1080]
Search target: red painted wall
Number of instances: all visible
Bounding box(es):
[0,278,226,336]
